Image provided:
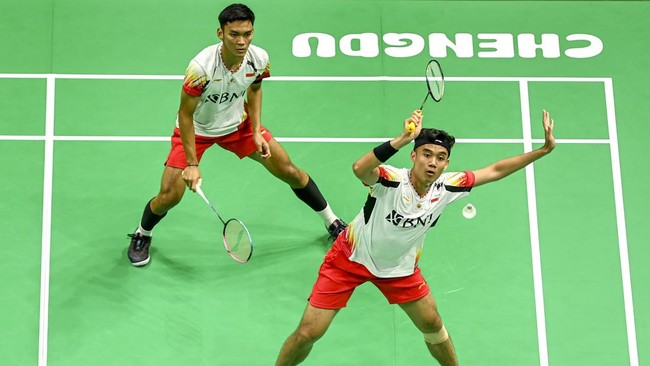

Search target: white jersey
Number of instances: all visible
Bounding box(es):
[347,165,475,278]
[178,43,271,137]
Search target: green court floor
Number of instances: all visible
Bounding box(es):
[1,1,649,365]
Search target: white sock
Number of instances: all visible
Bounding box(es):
[137,224,153,237]
[316,204,338,226]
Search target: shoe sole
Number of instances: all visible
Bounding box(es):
[130,256,150,267]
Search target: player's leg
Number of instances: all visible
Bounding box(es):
[128,128,204,266]
[276,237,359,365]
[150,165,187,213]
[247,137,346,237]
[399,293,458,366]
[275,304,338,366]
[128,166,186,266]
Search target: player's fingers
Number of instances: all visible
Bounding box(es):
[260,142,271,158]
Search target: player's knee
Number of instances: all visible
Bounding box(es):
[423,324,449,345]
[157,186,184,209]
[280,163,300,178]
[294,324,326,344]
[279,164,305,185]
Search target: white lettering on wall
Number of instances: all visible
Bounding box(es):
[292,32,604,59]
[429,33,474,58]
[517,34,561,58]
[565,34,603,58]
[383,33,425,58]
[339,33,379,57]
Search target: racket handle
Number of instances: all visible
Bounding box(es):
[195,185,210,206]
[406,121,416,134]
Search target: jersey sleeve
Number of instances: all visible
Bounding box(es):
[443,171,475,189]
[182,60,208,96]
[253,61,270,84]
[441,171,474,204]
[252,48,271,84]
[368,165,403,196]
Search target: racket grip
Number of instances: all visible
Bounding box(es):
[406,121,416,134]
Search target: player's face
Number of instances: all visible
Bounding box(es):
[218,20,254,59]
[410,144,449,185]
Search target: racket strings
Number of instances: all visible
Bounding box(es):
[223,219,252,262]
[426,62,444,102]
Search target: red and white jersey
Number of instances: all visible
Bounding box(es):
[347,165,475,278]
[177,43,271,137]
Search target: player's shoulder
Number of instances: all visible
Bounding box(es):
[441,171,475,189]
[378,165,407,184]
[247,44,270,63]
[190,44,219,65]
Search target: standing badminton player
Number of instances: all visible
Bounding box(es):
[126,3,347,266]
[275,109,556,366]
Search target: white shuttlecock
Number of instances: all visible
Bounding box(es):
[462,203,476,219]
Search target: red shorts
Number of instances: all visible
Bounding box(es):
[164,118,273,168]
[308,232,430,309]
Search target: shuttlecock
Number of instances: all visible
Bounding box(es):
[462,203,476,219]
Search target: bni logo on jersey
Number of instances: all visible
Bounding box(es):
[292,33,603,59]
[385,210,437,228]
[205,90,246,104]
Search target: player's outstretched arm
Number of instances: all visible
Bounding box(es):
[247,83,270,158]
[352,110,423,186]
[178,90,202,191]
[473,109,556,187]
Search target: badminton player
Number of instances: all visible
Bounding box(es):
[126,3,346,267]
[275,109,556,366]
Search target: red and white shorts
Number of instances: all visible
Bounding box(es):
[164,117,273,168]
[308,231,430,309]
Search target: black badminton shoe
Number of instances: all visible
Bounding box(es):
[327,219,348,241]
[127,232,152,267]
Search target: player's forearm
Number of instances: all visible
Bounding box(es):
[352,133,412,185]
[390,133,412,150]
[475,147,550,186]
[247,87,263,133]
[497,147,551,175]
[178,114,198,165]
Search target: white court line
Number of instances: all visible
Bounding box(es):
[38,76,55,366]
[0,73,609,83]
[519,80,549,366]
[0,135,611,144]
[605,79,639,366]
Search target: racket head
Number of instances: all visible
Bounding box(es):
[222,218,253,263]
[425,59,445,102]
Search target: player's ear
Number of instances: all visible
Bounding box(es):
[410,150,416,163]
[217,27,223,40]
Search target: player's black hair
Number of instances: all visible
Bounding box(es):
[413,128,456,157]
[219,3,255,28]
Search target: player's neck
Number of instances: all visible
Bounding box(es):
[409,170,432,198]
[220,47,244,72]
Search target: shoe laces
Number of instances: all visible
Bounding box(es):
[328,219,347,240]
[127,233,149,251]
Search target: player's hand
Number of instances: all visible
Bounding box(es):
[253,132,271,159]
[182,165,202,192]
[404,110,423,138]
[541,109,556,153]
